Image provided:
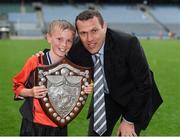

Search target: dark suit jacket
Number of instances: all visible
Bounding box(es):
[68,28,163,129]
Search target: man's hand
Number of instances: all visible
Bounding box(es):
[117,120,137,137]
[33,50,44,57]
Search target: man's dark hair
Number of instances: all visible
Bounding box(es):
[75,9,104,30]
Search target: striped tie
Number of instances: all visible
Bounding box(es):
[93,54,107,136]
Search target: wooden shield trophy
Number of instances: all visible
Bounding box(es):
[35,57,92,127]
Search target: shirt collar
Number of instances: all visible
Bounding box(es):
[96,42,105,56]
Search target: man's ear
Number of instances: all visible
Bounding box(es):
[103,22,107,27]
[103,22,107,32]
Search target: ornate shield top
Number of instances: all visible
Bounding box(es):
[35,57,92,127]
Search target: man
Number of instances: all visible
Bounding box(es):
[68,9,162,136]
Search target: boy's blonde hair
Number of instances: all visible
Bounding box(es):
[47,20,76,35]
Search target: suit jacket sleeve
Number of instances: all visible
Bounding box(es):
[123,36,152,123]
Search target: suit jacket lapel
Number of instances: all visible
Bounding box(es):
[104,31,112,90]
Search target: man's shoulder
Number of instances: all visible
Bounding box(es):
[106,28,141,56]
[107,28,134,41]
[107,28,137,50]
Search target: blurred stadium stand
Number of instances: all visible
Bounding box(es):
[100,5,166,38]
[149,5,180,37]
[0,0,180,4]
[0,1,180,39]
[8,13,43,36]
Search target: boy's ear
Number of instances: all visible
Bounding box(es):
[46,33,51,43]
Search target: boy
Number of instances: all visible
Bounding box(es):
[13,20,92,136]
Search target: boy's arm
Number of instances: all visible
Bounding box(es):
[13,56,40,99]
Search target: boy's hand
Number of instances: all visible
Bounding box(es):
[84,83,93,94]
[31,85,48,98]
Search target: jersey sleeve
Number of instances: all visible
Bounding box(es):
[12,55,40,98]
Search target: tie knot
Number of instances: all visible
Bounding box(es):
[95,53,100,61]
[95,53,100,57]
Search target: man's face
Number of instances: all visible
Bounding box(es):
[47,28,74,58]
[76,16,107,54]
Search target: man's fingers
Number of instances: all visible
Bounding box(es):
[120,132,137,137]
[117,121,137,137]
[35,51,44,57]
[132,131,137,137]
[35,53,40,57]
[39,51,44,55]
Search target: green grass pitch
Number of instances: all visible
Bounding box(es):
[0,39,180,136]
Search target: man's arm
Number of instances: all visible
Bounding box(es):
[124,36,152,123]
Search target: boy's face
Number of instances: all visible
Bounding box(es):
[47,28,74,58]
